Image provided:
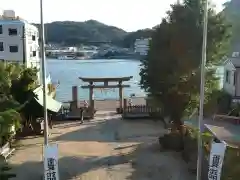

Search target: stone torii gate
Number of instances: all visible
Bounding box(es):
[79,76,133,114]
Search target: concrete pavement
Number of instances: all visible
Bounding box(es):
[8,115,195,180]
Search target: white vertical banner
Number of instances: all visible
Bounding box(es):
[208,142,226,180]
[44,144,59,180]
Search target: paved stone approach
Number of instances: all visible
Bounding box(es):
[8,115,195,180]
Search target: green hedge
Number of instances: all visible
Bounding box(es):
[221,147,240,180]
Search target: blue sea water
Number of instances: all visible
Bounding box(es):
[47,59,224,102]
[47,59,145,102]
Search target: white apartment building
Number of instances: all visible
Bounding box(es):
[134,38,151,56]
[0,10,41,83]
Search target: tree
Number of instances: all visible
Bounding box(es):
[0,62,38,145]
[34,20,127,45]
[0,62,41,179]
[0,62,22,145]
[10,67,38,104]
[223,0,240,48]
[140,0,231,130]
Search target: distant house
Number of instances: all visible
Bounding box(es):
[134,38,151,56]
[223,52,240,97]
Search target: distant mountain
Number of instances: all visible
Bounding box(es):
[223,0,240,50]
[34,20,128,45]
[33,20,153,47]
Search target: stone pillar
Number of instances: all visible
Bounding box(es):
[89,82,94,114]
[118,81,123,111]
[71,86,78,110]
[123,98,127,110]
[122,98,128,117]
[72,86,78,102]
[90,100,95,119]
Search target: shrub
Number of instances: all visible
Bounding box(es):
[221,147,240,180]
[204,90,232,116]
[183,126,240,179]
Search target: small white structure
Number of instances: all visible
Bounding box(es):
[134,38,151,56]
[223,52,240,97]
[67,46,78,52]
[0,10,41,83]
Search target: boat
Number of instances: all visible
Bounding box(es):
[57,55,76,60]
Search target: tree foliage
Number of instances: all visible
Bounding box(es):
[0,62,38,145]
[223,0,240,48]
[34,20,154,47]
[34,20,128,45]
[140,0,231,126]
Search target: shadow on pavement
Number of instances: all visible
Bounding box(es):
[9,153,131,180]
[10,143,194,180]
[52,116,163,143]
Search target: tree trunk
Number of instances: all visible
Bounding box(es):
[171,117,185,150]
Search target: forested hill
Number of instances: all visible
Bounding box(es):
[33,20,154,47]
[33,1,240,49]
[223,0,240,50]
[33,20,128,45]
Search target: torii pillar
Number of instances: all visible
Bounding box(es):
[89,81,94,113]
[118,81,123,110]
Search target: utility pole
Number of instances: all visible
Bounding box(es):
[40,0,49,145]
[196,0,208,180]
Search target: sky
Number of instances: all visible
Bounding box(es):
[0,0,228,32]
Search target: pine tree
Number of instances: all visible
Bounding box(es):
[0,62,39,180]
[140,0,231,128]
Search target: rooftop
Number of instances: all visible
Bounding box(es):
[0,17,30,25]
[228,57,240,67]
[0,9,30,25]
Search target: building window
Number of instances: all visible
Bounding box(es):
[32,35,36,41]
[8,28,17,36]
[0,42,3,51]
[32,51,36,57]
[9,45,18,53]
[0,25,2,34]
[225,70,230,84]
[234,72,237,85]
